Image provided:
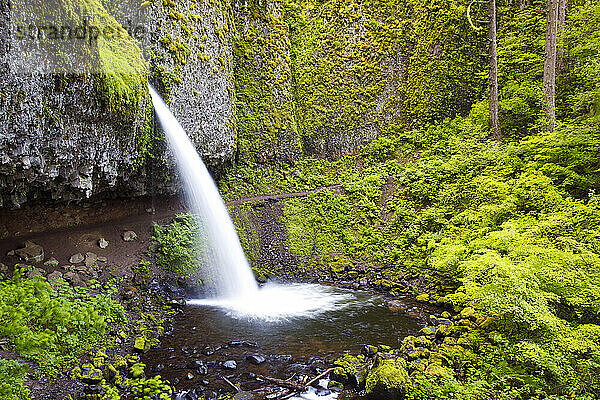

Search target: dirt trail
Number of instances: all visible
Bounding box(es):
[224,185,341,206]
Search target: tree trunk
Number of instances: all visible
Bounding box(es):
[543,0,559,131]
[489,0,501,138]
[556,0,567,74]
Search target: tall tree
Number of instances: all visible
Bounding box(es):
[543,0,560,131]
[488,0,500,138]
[556,0,568,74]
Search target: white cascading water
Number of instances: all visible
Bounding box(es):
[150,85,353,322]
[150,86,258,300]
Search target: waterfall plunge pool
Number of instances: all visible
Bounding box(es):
[141,283,429,399]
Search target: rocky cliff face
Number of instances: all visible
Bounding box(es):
[148,0,236,167]
[0,0,236,208]
[0,0,407,208]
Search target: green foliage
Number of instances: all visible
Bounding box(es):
[152,214,202,276]
[0,270,127,375]
[559,1,600,121]
[0,359,29,400]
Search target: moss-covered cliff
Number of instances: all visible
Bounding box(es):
[0,0,487,207]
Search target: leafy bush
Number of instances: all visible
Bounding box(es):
[0,359,29,400]
[0,271,126,375]
[152,214,202,275]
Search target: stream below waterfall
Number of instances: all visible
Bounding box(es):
[141,283,429,400]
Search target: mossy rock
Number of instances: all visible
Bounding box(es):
[459,306,476,320]
[415,293,429,302]
[436,323,450,337]
[419,326,437,339]
[133,336,148,353]
[72,363,103,384]
[327,380,344,392]
[407,359,428,374]
[332,354,368,387]
[407,347,430,360]
[414,336,432,349]
[365,358,411,399]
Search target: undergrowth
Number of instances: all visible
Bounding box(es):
[0,269,127,376]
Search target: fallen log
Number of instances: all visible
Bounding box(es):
[257,367,335,397]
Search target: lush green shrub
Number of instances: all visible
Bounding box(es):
[152,214,202,275]
[0,271,126,375]
[0,359,29,400]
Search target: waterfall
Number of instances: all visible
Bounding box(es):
[149,85,259,300]
[150,85,354,322]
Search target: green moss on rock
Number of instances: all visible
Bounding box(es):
[365,358,411,399]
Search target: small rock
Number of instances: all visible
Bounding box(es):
[44,257,59,267]
[26,268,45,278]
[187,372,194,380]
[0,262,8,272]
[222,360,237,370]
[133,336,147,353]
[7,250,15,256]
[84,252,98,268]
[122,230,138,241]
[47,271,63,281]
[187,360,205,369]
[234,392,256,400]
[69,253,84,264]
[246,354,266,365]
[145,208,156,215]
[15,241,44,263]
[64,271,84,286]
[98,238,109,249]
[97,256,108,263]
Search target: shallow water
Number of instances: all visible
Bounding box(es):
[186,283,422,351]
[142,284,426,398]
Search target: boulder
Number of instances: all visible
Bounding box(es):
[69,253,84,264]
[84,252,98,268]
[222,360,237,370]
[47,271,63,281]
[122,231,138,241]
[15,241,44,263]
[246,354,266,365]
[365,358,411,399]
